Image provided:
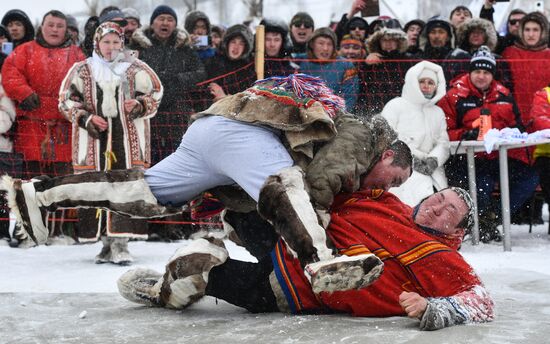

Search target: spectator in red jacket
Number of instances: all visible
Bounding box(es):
[1,10,85,245]
[438,46,539,243]
[502,12,550,123]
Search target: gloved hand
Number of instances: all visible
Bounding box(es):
[461,128,479,141]
[413,157,438,176]
[19,93,40,111]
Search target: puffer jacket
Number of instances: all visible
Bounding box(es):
[381,61,449,206]
[1,32,85,161]
[438,73,528,164]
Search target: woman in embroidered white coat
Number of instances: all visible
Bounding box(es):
[381,61,449,206]
[59,22,163,264]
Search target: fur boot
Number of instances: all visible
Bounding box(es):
[0,170,184,246]
[110,237,133,265]
[118,237,229,309]
[95,236,113,264]
[257,166,384,294]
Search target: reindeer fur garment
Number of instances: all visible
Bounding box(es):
[197,90,397,211]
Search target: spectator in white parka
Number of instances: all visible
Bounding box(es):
[381,61,450,206]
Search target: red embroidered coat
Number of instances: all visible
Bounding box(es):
[271,190,493,323]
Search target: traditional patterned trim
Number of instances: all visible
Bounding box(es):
[396,241,452,266]
[338,244,371,256]
[270,241,303,314]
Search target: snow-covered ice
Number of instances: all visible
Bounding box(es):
[1,218,550,343]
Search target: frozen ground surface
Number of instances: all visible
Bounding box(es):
[1,217,550,344]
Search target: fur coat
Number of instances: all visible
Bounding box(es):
[197,84,397,210]
[59,58,163,173]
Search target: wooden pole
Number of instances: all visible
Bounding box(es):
[255,25,265,80]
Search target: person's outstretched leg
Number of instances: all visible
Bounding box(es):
[0,170,184,246]
[118,237,228,309]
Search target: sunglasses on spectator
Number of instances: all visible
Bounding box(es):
[349,25,367,31]
[508,19,521,25]
[292,20,313,29]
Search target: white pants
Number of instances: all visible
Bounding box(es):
[145,116,294,206]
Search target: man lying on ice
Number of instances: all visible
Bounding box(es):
[0,74,408,295]
[118,186,494,331]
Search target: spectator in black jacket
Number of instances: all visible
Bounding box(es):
[129,5,206,163]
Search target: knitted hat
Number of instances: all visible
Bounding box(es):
[122,8,140,23]
[66,15,79,32]
[404,19,425,33]
[290,12,314,29]
[99,9,127,26]
[450,186,475,232]
[150,5,177,25]
[470,45,496,74]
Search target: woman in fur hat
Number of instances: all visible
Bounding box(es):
[59,22,163,264]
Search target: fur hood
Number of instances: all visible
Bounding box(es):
[455,18,497,52]
[367,28,408,54]
[184,10,211,34]
[221,24,254,60]
[401,60,446,106]
[130,26,191,49]
[516,12,549,51]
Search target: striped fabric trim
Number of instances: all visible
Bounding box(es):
[396,241,452,266]
[338,244,371,256]
[371,247,393,261]
[270,241,303,314]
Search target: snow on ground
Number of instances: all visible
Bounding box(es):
[1,215,550,343]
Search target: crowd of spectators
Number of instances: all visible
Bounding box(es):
[0,0,549,250]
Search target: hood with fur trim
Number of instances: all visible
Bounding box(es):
[516,11,549,51]
[221,24,254,60]
[455,18,497,52]
[307,27,337,59]
[130,26,191,49]
[184,10,211,34]
[367,28,408,54]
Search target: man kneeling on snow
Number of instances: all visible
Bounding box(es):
[118,186,494,331]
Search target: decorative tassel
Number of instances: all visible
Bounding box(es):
[253,73,346,118]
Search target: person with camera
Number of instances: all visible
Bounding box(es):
[438,47,538,243]
[185,10,216,61]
